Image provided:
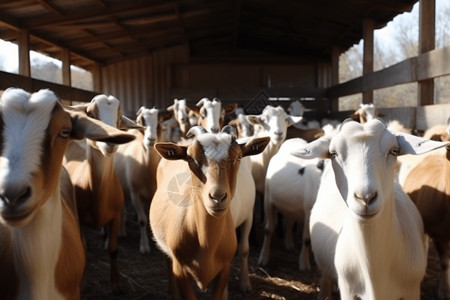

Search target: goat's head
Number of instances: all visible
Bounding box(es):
[292,118,450,222]
[167,99,191,135]
[229,114,254,138]
[351,103,382,124]
[136,106,160,148]
[287,100,305,117]
[0,88,135,227]
[155,125,269,217]
[247,105,303,144]
[68,94,139,156]
[195,98,237,133]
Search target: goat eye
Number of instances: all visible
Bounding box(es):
[390,148,399,156]
[59,129,71,139]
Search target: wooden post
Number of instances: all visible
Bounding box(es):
[418,0,435,106]
[329,46,340,112]
[92,62,102,93]
[61,48,71,86]
[362,19,374,104]
[18,29,30,77]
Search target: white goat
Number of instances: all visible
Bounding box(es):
[246,105,303,196]
[194,97,237,133]
[258,138,323,271]
[114,106,169,254]
[292,118,448,300]
[167,98,192,138]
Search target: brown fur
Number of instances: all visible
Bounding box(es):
[403,148,450,298]
[150,130,269,299]
[63,99,137,294]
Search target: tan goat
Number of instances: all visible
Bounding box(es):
[150,125,269,299]
[0,88,132,299]
[64,94,138,294]
[403,145,450,299]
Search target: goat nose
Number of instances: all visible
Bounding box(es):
[354,191,377,207]
[0,185,32,207]
[209,192,227,204]
[274,131,283,136]
[210,127,219,133]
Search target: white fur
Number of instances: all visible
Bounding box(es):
[291,119,446,300]
[196,98,222,133]
[229,155,256,292]
[247,105,303,195]
[258,138,323,270]
[0,88,64,299]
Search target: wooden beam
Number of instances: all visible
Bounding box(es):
[362,18,374,104]
[418,0,435,106]
[327,44,450,99]
[61,48,71,86]
[18,29,30,77]
[0,71,98,102]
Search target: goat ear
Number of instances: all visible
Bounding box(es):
[119,115,143,130]
[224,103,237,115]
[395,132,450,155]
[238,136,270,157]
[288,115,303,127]
[154,142,188,160]
[68,110,136,144]
[246,115,264,125]
[159,110,174,122]
[291,135,332,159]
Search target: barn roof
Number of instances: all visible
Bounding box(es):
[0,0,417,70]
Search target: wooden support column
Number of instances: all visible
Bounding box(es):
[18,29,30,77]
[362,19,374,104]
[61,48,71,86]
[329,46,340,112]
[418,0,435,106]
[92,63,103,93]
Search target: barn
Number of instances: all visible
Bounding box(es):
[0,0,447,299]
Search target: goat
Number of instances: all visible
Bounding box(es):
[0,88,131,299]
[228,112,254,138]
[193,97,237,133]
[402,121,450,300]
[63,94,137,294]
[287,100,305,117]
[167,98,193,138]
[291,118,448,300]
[258,138,323,271]
[150,125,269,299]
[114,106,170,254]
[350,103,383,123]
[246,105,303,197]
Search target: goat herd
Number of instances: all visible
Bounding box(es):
[0,88,448,300]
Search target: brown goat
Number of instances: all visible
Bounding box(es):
[63,94,138,294]
[0,88,133,299]
[150,126,269,299]
[403,147,450,300]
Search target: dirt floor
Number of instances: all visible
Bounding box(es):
[80,202,442,300]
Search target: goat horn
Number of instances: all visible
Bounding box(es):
[221,125,237,138]
[186,126,207,138]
